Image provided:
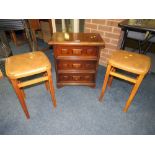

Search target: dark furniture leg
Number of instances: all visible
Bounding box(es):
[120,29,128,50]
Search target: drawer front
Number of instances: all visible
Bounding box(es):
[56,46,98,57]
[57,60,97,70]
[58,73,95,82]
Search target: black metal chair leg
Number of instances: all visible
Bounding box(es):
[120,30,128,50]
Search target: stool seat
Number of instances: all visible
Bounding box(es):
[5,51,51,79]
[109,50,151,74]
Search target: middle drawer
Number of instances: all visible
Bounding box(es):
[57,60,97,70]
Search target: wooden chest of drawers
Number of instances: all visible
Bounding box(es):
[48,33,104,88]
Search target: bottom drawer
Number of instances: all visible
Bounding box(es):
[58,73,95,83]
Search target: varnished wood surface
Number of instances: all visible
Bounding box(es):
[6,51,57,119]
[99,50,151,112]
[18,77,48,88]
[5,51,51,79]
[57,82,95,88]
[48,33,105,46]
[0,70,3,79]
[49,33,104,88]
[109,50,151,74]
[53,45,100,87]
[10,79,30,119]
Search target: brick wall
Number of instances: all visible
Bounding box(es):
[84,19,123,66]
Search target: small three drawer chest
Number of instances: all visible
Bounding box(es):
[48,33,105,88]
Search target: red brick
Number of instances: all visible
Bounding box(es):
[100,49,108,54]
[98,25,112,32]
[99,60,107,66]
[100,54,108,58]
[103,37,110,43]
[85,23,97,29]
[111,39,119,45]
[105,32,120,39]
[105,43,117,50]
[113,27,121,34]
[100,56,107,61]
[115,19,124,22]
[92,19,106,25]
[90,29,104,36]
[99,58,108,63]
[84,19,122,66]
[106,20,119,27]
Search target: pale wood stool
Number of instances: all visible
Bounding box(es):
[5,51,57,119]
[99,50,151,112]
[0,69,3,79]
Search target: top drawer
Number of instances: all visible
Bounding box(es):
[55,46,98,57]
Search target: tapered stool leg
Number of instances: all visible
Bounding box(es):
[99,64,112,102]
[20,88,26,99]
[108,67,116,87]
[10,79,30,119]
[18,81,26,99]
[123,74,144,112]
[47,70,57,107]
[44,72,49,91]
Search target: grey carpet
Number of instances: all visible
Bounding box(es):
[0,39,155,135]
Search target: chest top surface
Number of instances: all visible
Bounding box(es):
[48,32,105,46]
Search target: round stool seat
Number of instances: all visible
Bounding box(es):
[5,51,51,79]
[109,50,151,74]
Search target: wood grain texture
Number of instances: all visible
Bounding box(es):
[10,79,30,119]
[6,52,57,119]
[0,70,3,79]
[48,32,105,46]
[99,50,151,112]
[48,33,105,88]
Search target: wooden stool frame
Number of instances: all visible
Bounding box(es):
[99,64,145,112]
[9,69,56,119]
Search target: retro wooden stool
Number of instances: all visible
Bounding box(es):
[5,51,57,119]
[99,50,151,112]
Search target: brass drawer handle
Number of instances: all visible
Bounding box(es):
[72,49,82,55]
[72,63,81,68]
[72,76,81,81]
